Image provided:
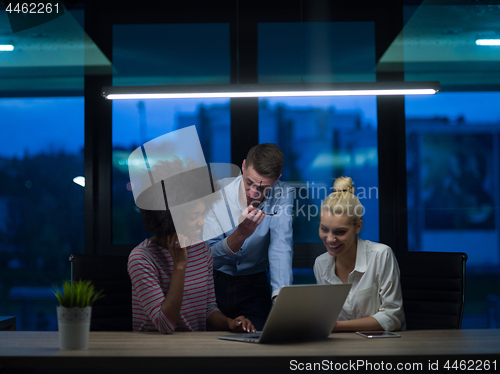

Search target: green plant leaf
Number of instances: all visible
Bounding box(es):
[53,279,104,308]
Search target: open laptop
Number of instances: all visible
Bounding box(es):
[218,283,351,344]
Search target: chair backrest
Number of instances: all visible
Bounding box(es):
[69,254,132,331]
[292,243,326,269]
[397,251,467,330]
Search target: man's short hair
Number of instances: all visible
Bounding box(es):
[245,143,284,180]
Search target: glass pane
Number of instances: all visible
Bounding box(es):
[259,21,378,283]
[113,24,230,86]
[112,23,231,245]
[260,97,378,243]
[0,97,84,331]
[259,22,376,83]
[380,4,500,91]
[112,99,231,245]
[0,7,93,96]
[406,92,500,328]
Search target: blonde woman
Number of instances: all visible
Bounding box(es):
[314,176,405,332]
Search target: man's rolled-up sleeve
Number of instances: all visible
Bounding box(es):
[268,186,294,298]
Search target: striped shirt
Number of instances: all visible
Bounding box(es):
[128,239,219,334]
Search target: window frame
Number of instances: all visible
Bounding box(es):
[84,0,407,255]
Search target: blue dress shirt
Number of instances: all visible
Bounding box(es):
[204,175,294,298]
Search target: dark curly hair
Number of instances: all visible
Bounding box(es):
[137,157,217,239]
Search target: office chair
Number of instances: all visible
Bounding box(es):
[397,251,467,330]
[69,254,133,331]
[292,243,326,268]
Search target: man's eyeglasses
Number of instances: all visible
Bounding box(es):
[261,181,282,216]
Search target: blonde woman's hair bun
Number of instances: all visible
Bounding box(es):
[333,176,355,194]
[322,175,363,226]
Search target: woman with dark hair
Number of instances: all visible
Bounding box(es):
[127,158,255,334]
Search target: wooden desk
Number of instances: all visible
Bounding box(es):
[1,330,499,373]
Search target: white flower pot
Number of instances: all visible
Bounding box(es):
[56,306,92,350]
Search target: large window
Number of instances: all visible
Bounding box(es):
[259,97,379,244]
[0,5,85,331]
[112,24,231,245]
[258,21,378,245]
[396,1,500,329]
[258,21,378,283]
[0,97,84,331]
[112,99,230,244]
[406,92,500,328]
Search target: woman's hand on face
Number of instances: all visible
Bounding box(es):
[229,315,257,333]
[176,233,191,249]
[167,234,188,268]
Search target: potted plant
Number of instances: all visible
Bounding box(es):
[53,280,104,350]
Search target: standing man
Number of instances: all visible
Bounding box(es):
[203,143,294,331]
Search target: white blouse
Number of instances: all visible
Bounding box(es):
[313,238,405,331]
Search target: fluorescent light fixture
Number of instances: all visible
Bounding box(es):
[73,176,85,187]
[476,39,500,46]
[0,45,14,51]
[103,82,440,100]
